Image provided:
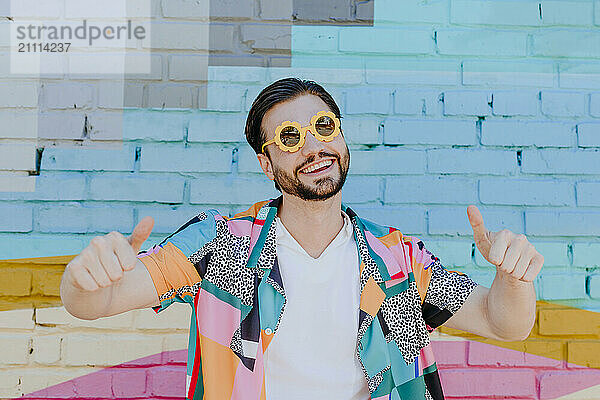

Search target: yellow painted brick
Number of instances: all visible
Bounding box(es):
[0,269,32,296]
[0,371,20,398]
[568,341,600,368]
[62,333,163,366]
[31,334,62,365]
[523,339,565,361]
[0,334,30,365]
[31,269,63,296]
[0,308,34,329]
[134,302,191,330]
[539,308,600,336]
[36,306,135,329]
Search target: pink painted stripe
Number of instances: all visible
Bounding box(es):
[196,289,241,347]
[227,219,253,238]
[419,342,436,370]
[365,230,404,280]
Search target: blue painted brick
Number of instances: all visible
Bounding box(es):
[591,93,600,117]
[590,275,600,299]
[136,205,206,234]
[532,31,600,58]
[428,207,523,236]
[205,84,247,112]
[428,149,517,175]
[339,27,434,55]
[492,90,539,116]
[394,89,441,116]
[345,88,392,115]
[559,62,600,90]
[384,119,476,146]
[577,181,600,206]
[350,206,426,235]
[450,1,541,26]
[37,205,134,234]
[424,240,474,267]
[541,91,586,117]
[526,210,600,236]
[573,242,600,267]
[349,150,426,175]
[437,29,528,56]
[291,26,339,53]
[268,66,363,85]
[541,1,594,26]
[342,176,381,203]
[0,204,32,232]
[479,178,574,206]
[342,116,382,145]
[577,123,600,147]
[0,234,86,259]
[365,59,460,86]
[463,61,554,88]
[140,144,232,173]
[237,147,262,173]
[187,113,246,143]
[523,150,600,175]
[123,110,187,141]
[41,146,135,172]
[385,176,477,205]
[540,270,587,300]
[0,174,86,201]
[443,90,491,116]
[376,0,448,24]
[190,176,278,205]
[89,175,185,203]
[208,66,267,83]
[482,120,574,147]
[529,241,570,267]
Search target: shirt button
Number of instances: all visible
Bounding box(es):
[264,328,273,335]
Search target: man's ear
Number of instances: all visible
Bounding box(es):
[257,152,275,181]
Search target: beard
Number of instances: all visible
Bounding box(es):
[271,144,350,201]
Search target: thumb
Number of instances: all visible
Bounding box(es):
[128,216,154,254]
[467,205,489,244]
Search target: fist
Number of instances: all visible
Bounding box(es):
[64,216,154,291]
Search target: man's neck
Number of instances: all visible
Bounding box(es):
[276,192,345,259]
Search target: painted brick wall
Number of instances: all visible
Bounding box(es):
[1,0,600,398]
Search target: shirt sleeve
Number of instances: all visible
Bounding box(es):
[137,210,218,313]
[407,236,478,331]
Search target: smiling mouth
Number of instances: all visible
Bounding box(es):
[298,159,335,175]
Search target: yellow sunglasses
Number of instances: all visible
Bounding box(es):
[261,110,341,153]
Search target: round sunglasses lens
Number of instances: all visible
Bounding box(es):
[280,126,301,147]
[315,116,335,136]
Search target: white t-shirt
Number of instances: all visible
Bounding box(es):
[263,212,371,400]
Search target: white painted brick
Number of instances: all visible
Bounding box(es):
[164,333,190,351]
[241,24,291,50]
[0,334,30,365]
[0,110,38,139]
[0,82,38,108]
[38,112,85,140]
[0,371,20,398]
[43,83,93,110]
[31,335,62,365]
[68,53,161,78]
[36,306,135,329]
[97,82,144,109]
[65,0,157,18]
[10,0,63,18]
[147,84,195,109]
[259,0,293,20]
[134,302,191,330]
[0,144,36,171]
[0,309,34,329]
[144,22,209,50]
[169,55,209,81]
[0,173,36,193]
[161,0,210,19]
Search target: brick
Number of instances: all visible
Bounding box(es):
[345,88,392,115]
[523,150,600,175]
[141,144,232,173]
[97,82,144,109]
[429,207,523,236]
[578,181,600,206]
[366,59,460,86]
[376,0,448,24]
[451,0,541,26]
[423,240,473,267]
[89,175,185,203]
[0,234,85,260]
[147,84,195,109]
[463,60,555,87]
[112,368,147,397]
[205,84,247,112]
[0,308,34,329]
[428,149,517,175]
[190,176,278,205]
[208,24,236,52]
[0,269,32,296]
[591,274,600,298]
[0,204,32,232]
[560,63,600,90]
[259,0,292,20]
[468,341,562,367]
[292,0,354,21]
[38,112,85,140]
[568,341,600,368]
[169,55,209,81]
[0,370,20,398]
[492,91,540,117]
[573,242,600,267]
[592,93,600,117]
[541,91,585,117]
[43,83,93,110]
[135,302,191,329]
[350,206,425,235]
[31,269,63,297]
[430,340,467,366]
[0,144,36,171]
[542,1,594,25]
[0,174,85,201]
[161,0,210,18]
[339,27,434,55]
[121,110,186,141]
[31,335,62,365]
[291,26,339,53]
[340,117,381,145]
[526,210,600,236]
[68,53,163,80]
[16,368,82,398]
[341,176,381,203]
[144,22,209,50]
[483,120,573,147]
[188,112,246,142]
[268,66,363,85]
[386,176,477,205]
[443,90,491,116]
[0,110,38,139]
[208,66,267,83]
[37,205,134,234]
[350,150,426,175]
[533,31,600,58]
[437,29,528,56]
[439,368,536,398]
[148,366,186,397]
[65,0,157,18]
[385,119,475,146]
[136,205,204,234]
[540,308,600,336]
[539,371,600,400]
[578,123,600,147]
[530,241,569,267]
[394,89,441,116]
[480,178,573,206]
[73,369,113,398]
[41,146,135,172]
[540,270,587,300]
[0,82,38,108]
[237,147,262,173]
[0,334,30,365]
[36,306,136,329]
[241,24,291,51]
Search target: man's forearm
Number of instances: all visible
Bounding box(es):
[60,267,113,320]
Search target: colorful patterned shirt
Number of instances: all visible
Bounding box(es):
[137,197,478,400]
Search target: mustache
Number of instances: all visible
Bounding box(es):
[295,151,340,174]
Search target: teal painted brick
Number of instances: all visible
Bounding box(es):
[339,27,434,55]
[424,240,473,267]
[385,119,476,145]
[540,271,587,300]
[436,29,528,56]
[463,61,555,87]
[291,26,339,53]
[123,110,186,141]
[345,88,392,115]
[577,181,600,206]
[237,147,262,173]
[385,176,477,205]
[0,205,32,233]
[89,175,185,203]
[0,174,86,201]
[188,112,246,143]
[559,62,600,89]
[526,210,600,236]
[541,91,586,117]
[37,205,134,234]
[350,150,426,175]
[205,84,247,112]
[523,150,600,175]
[572,242,600,267]
[443,90,491,116]
[596,0,600,25]
[140,144,232,173]
[591,93,600,117]
[365,59,460,86]
[349,206,426,235]
[0,234,86,259]
[482,120,575,147]
[341,176,381,203]
[541,1,594,26]
[41,146,135,172]
[532,31,600,58]
[342,116,382,145]
[375,0,448,24]
[428,149,517,175]
[530,241,570,267]
[479,178,574,206]
[136,205,206,234]
[590,275,600,298]
[289,54,364,74]
[394,89,442,116]
[268,66,363,85]
[492,91,539,116]
[428,207,523,236]
[467,269,496,288]
[450,0,541,26]
[189,176,278,205]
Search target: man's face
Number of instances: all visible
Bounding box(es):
[259,94,350,201]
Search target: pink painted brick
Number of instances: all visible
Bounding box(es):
[112,368,147,397]
[73,369,113,398]
[24,381,76,398]
[439,368,537,398]
[148,366,186,397]
[539,370,600,400]
[162,349,187,365]
[430,341,467,366]
[468,341,562,368]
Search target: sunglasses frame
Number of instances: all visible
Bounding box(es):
[261,110,341,153]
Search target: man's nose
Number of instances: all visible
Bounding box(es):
[300,129,324,155]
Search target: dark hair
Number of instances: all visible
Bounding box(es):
[245,77,342,155]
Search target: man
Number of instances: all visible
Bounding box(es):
[60,78,544,400]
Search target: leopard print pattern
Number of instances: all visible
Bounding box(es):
[350,217,384,290]
[424,258,478,314]
[425,387,434,400]
[381,281,430,364]
[230,326,243,355]
[158,281,201,302]
[256,221,277,270]
[355,313,374,354]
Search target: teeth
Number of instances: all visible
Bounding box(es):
[301,159,333,173]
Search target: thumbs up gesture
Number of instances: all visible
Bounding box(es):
[65,216,155,291]
[467,205,544,282]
